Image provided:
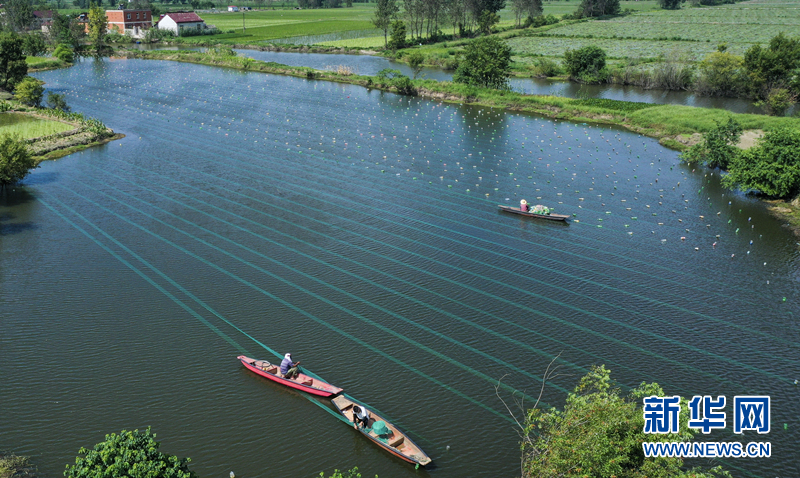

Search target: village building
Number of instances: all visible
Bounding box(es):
[227,5,239,11]
[104,8,153,38]
[157,12,206,36]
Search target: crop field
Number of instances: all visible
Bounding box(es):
[180,19,375,43]
[315,35,386,48]
[0,113,74,139]
[509,0,800,62]
[509,36,734,60]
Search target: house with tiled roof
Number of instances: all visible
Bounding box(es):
[157,12,206,36]
[105,8,153,38]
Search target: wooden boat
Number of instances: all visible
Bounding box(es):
[498,205,570,222]
[331,395,432,467]
[237,355,343,398]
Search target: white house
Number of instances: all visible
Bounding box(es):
[227,5,239,11]
[157,12,206,36]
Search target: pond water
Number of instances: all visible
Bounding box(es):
[2,58,798,478]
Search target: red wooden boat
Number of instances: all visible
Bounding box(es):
[498,204,570,222]
[332,395,432,467]
[238,355,343,398]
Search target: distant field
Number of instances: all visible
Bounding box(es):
[508,0,800,62]
[0,113,74,139]
[316,35,386,48]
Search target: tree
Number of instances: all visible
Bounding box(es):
[0,33,28,91]
[0,133,34,190]
[680,117,742,169]
[22,33,48,57]
[46,91,70,112]
[3,0,34,31]
[722,127,800,199]
[658,0,681,9]
[48,12,86,48]
[15,77,44,106]
[53,43,75,63]
[695,50,745,97]
[406,50,424,78]
[577,0,620,17]
[373,0,399,46]
[511,365,731,478]
[387,20,406,50]
[64,428,197,478]
[476,9,500,34]
[453,35,511,89]
[512,0,542,27]
[743,32,800,100]
[563,45,607,83]
[88,3,109,57]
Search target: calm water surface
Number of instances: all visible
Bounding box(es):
[1,58,798,478]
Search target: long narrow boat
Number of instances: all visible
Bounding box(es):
[331,395,432,467]
[498,204,570,222]
[237,355,343,398]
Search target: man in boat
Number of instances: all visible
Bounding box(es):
[520,199,529,212]
[280,353,300,380]
[353,405,370,430]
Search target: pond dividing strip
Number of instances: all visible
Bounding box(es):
[66,163,794,391]
[44,183,531,422]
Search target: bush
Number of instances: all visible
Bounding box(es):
[0,133,34,187]
[14,77,44,107]
[755,87,797,116]
[46,92,70,112]
[144,28,175,42]
[723,127,800,198]
[387,20,406,50]
[53,43,74,63]
[64,428,197,478]
[695,51,745,97]
[22,33,47,57]
[680,117,742,169]
[392,74,415,94]
[453,36,512,89]
[563,45,607,83]
[530,57,563,77]
[406,50,424,78]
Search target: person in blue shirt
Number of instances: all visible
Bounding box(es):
[280,353,300,379]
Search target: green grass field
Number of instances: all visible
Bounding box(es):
[0,113,75,139]
[507,0,800,62]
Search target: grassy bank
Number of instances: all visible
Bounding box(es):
[26,56,71,72]
[0,105,119,163]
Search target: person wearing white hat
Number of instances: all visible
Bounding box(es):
[520,199,529,212]
[353,405,370,430]
[279,352,300,379]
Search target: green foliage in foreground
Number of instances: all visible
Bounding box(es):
[0,133,34,187]
[521,365,730,478]
[723,127,800,199]
[453,36,512,90]
[64,428,197,478]
[319,467,377,478]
